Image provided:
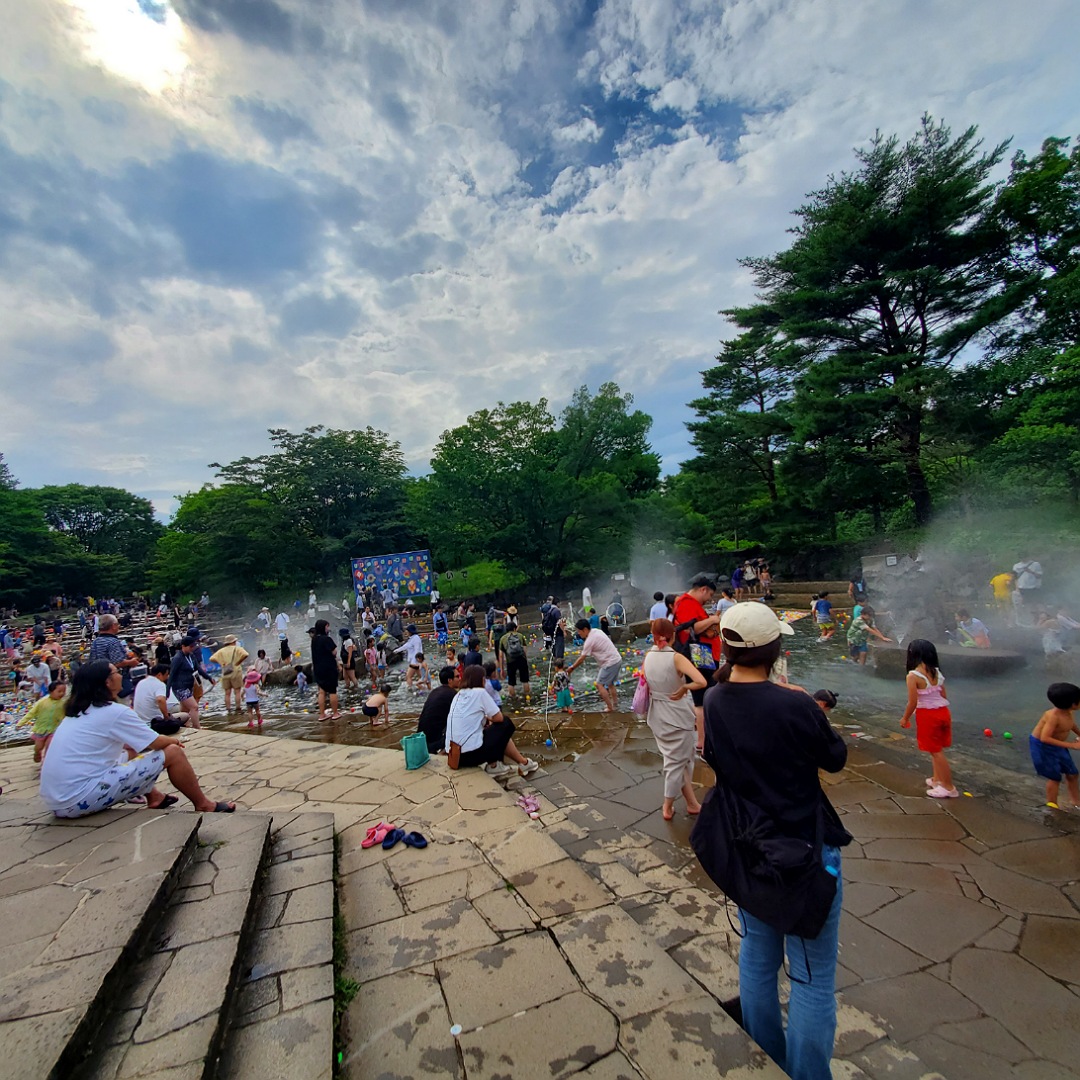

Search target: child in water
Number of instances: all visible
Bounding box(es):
[812,592,836,642]
[362,683,392,726]
[243,669,263,727]
[551,658,573,714]
[416,652,432,691]
[1030,682,1080,810]
[293,665,308,694]
[899,639,957,798]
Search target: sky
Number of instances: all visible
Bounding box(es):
[2,0,1079,517]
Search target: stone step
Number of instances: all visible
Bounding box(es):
[79,812,273,1080]
[0,802,201,1079]
[218,812,335,1080]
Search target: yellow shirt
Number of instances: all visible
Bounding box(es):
[990,573,1014,601]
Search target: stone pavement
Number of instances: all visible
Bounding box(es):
[1,723,1079,1079]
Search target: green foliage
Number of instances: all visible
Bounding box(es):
[416,384,659,581]
[0,453,16,490]
[436,560,526,598]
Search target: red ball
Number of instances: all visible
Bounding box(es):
[983,728,993,737]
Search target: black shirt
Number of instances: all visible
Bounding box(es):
[310,633,339,678]
[703,680,849,847]
[463,649,483,668]
[417,686,456,753]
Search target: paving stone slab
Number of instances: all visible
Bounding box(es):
[950,947,1080,1067]
[838,916,926,980]
[985,835,1080,884]
[670,931,740,1002]
[620,994,788,1078]
[842,859,962,895]
[942,797,1057,847]
[905,1033,1026,1080]
[220,999,332,1080]
[339,862,407,928]
[483,824,569,879]
[859,838,976,865]
[439,931,581,1030]
[863,889,1003,962]
[341,968,460,1080]
[552,905,700,1020]
[472,885,538,933]
[510,858,612,920]
[845,813,965,842]
[933,1016,1032,1065]
[840,970,980,1045]
[400,863,504,913]
[1019,915,1080,983]
[457,991,618,1080]
[346,898,498,982]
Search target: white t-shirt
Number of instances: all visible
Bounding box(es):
[1013,561,1043,590]
[26,662,51,686]
[649,601,668,620]
[40,703,160,811]
[275,612,290,632]
[133,677,176,723]
[579,631,622,669]
[444,687,500,753]
[394,635,424,666]
[715,597,736,615]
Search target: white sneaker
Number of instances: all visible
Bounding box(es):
[926,785,959,799]
[518,758,540,777]
[484,762,513,778]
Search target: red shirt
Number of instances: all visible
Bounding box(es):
[673,593,721,662]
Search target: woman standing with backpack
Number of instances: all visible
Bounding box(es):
[500,624,531,705]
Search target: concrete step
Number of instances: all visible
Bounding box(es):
[0,802,201,1079]
[78,812,272,1080]
[218,812,335,1080]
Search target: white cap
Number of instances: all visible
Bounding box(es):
[719,602,794,648]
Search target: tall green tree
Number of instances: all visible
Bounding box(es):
[0,453,16,490]
[34,485,163,569]
[729,117,1009,524]
[212,426,410,581]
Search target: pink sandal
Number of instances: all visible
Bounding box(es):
[361,821,395,849]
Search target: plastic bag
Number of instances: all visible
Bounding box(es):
[400,731,430,770]
[632,673,650,720]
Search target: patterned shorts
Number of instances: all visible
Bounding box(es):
[55,751,166,818]
[175,688,194,702]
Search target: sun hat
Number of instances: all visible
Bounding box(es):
[719,602,794,648]
[221,635,238,645]
[243,669,262,685]
[506,605,518,615]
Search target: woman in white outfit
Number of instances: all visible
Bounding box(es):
[643,618,708,820]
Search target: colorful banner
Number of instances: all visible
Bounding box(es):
[352,550,434,601]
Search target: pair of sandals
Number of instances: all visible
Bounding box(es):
[360,821,428,849]
[516,795,541,817]
[147,794,235,812]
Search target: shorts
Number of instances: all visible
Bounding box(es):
[596,661,622,687]
[436,631,448,646]
[915,706,952,753]
[314,673,339,694]
[555,688,573,709]
[220,670,244,690]
[53,750,166,818]
[815,616,834,628]
[246,699,260,711]
[1029,735,1078,781]
[175,688,194,702]
[505,655,530,686]
[362,704,379,718]
[458,719,516,768]
[848,643,868,656]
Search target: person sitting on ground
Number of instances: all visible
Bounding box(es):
[568,619,624,713]
[39,661,235,817]
[1030,682,1080,810]
[27,680,67,763]
[444,664,538,778]
[133,663,186,735]
[362,683,392,726]
[417,666,458,752]
[954,609,991,649]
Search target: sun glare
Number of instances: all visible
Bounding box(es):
[64,0,190,95]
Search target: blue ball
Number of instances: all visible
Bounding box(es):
[545,738,553,747]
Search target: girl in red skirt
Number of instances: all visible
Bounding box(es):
[900,639,957,798]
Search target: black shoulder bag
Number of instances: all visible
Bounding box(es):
[690,724,838,939]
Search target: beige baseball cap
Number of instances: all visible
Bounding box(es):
[719,603,794,648]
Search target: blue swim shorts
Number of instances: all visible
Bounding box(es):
[1029,735,1078,781]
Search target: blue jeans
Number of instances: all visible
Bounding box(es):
[737,847,842,1080]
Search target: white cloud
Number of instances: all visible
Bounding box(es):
[2,0,1079,509]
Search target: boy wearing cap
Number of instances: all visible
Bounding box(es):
[673,574,722,753]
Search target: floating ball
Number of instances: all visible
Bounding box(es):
[1003,731,1012,740]
[545,738,553,747]
[983,728,992,737]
